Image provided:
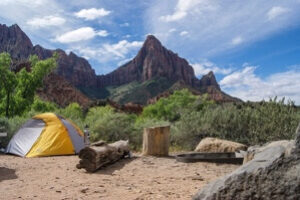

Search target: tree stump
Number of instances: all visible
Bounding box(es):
[142,126,170,156]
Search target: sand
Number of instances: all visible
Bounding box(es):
[0,153,238,200]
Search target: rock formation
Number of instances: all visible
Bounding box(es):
[0,23,239,105]
[198,71,220,90]
[97,35,197,87]
[193,123,300,200]
[0,24,33,60]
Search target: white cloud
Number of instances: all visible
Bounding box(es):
[220,65,300,104]
[74,40,143,64]
[27,15,65,28]
[55,27,107,43]
[180,31,189,36]
[231,36,243,45]
[102,40,143,58]
[267,6,289,20]
[74,8,111,20]
[97,30,109,37]
[160,0,202,22]
[192,61,233,76]
[118,57,133,66]
[220,65,260,88]
[147,1,300,58]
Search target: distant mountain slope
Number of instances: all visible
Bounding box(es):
[37,74,91,108]
[0,23,239,105]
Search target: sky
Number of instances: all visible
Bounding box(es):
[0,0,300,104]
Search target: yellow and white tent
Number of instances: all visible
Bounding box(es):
[6,113,84,157]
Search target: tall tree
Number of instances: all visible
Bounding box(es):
[0,52,57,117]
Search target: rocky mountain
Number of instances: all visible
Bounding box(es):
[0,24,33,60]
[97,35,196,87]
[0,24,97,87]
[95,35,235,104]
[0,23,238,105]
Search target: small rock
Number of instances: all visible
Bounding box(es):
[190,175,204,181]
[56,190,61,193]
[81,187,89,193]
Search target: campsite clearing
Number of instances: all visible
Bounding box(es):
[0,154,238,200]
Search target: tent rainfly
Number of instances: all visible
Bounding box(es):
[6,113,84,157]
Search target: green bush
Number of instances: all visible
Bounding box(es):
[0,116,28,148]
[142,89,198,121]
[85,106,139,149]
[58,103,84,129]
[172,98,300,150]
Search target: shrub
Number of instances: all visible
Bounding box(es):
[58,103,84,129]
[0,116,28,148]
[31,97,58,113]
[85,106,139,148]
[142,89,198,122]
[172,98,300,150]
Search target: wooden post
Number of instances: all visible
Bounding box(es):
[142,126,170,156]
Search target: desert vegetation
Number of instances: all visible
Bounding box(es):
[1,85,299,150]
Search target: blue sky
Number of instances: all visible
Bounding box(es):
[0,0,300,103]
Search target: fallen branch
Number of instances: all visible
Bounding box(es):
[76,140,130,172]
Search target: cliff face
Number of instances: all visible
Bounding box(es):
[0,24,33,60]
[37,73,91,108]
[0,23,238,105]
[97,35,197,87]
[198,71,220,90]
[32,46,98,87]
[0,24,97,87]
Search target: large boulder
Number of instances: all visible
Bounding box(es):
[194,137,247,153]
[294,123,300,152]
[193,123,300,200]
[243,140,294,164]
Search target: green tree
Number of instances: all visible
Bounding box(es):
[0,53,17,117]
[0,53,57,117]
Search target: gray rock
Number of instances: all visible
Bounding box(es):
[243,140,294,164]
[295,123,300,151]
[193,123,300,200]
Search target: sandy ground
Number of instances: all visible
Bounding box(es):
[0,153,239,200]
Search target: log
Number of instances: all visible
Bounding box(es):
[76,140,130,172]
[142,126,170,156]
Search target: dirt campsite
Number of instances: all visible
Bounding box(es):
[0,153,238,200]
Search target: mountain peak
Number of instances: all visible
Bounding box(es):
[99,35,196,87]
[0,23,33,59]
[142,35,163,51]
[145,34,160,43]
[199,71,220,90]
[11,24,21,30]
